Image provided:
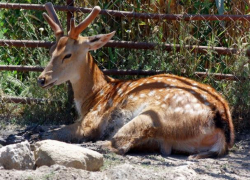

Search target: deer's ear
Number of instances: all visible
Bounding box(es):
[88,31,115,51]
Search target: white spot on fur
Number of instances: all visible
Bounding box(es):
[191,87,198,90]
[193,83,198,86]
[193,103,201,109]
[118,89,123,95]
[140,94,146,98]
[164,94,170,101]
[191,98,198,103]
[155,95,161,100]
[159,89,163,92]
[99,90,104,96]
[176,96,183,102]
[201,95,207,100]
[185,104,192,109]
[129,82,134,87]
[148,90,156,96]
[128,95,134,99]
[161,104,167,108]
[172,94,177,99]
[170,84,176,87]
[174,107,183,113]
[132,96,139,101]
[155,101,161,105]
[187,108,195,115]
[153,77,158,80]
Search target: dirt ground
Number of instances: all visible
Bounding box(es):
[0,126,249,180]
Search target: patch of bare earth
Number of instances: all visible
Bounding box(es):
[0,126,249,180]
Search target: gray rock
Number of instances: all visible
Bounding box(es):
[34,140,103,171]
[0,141,35,170]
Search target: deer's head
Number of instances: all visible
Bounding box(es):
[37,2,115,89]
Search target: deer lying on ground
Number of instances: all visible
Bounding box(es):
[37,2,234,159]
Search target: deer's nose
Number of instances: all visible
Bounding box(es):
[37,78,46,87]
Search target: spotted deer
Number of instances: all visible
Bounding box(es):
[38,2,234,159]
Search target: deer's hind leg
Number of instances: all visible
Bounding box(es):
[108,109,165,155]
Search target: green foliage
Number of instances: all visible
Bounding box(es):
[0,0,249,129]
[0,0,71,125]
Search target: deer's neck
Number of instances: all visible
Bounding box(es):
[71,53,109,116]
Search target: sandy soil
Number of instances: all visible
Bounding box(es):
[0,126,249,180]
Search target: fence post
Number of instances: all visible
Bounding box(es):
[66,0,75,122]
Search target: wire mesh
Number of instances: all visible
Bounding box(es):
[0,0,250,130]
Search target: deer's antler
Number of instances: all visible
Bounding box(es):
[43,2,64,41]
[68,6,101,40]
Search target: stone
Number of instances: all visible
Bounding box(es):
[34,140,103,171]
[0,141,35,170]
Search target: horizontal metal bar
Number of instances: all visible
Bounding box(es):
[193,72,248,81]
[0,40,53,48]
[1,3,250,21]
[1,96,62,105]
[103,69,164,76]
[1,40,250,57]
[0,65,248,81]
[106,40,155,50]
[0,65,43,72]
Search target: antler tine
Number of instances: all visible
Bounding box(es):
[69,6,101,39]
[45,3,63,29]
[44,2,64,40]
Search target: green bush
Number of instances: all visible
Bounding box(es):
[0,0,249,130]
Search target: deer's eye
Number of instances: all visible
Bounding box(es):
[62,54,72,63]
[64,54,72,59]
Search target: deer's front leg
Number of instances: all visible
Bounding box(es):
[40,121,85,143]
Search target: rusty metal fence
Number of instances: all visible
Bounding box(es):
[0,0,250,128]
